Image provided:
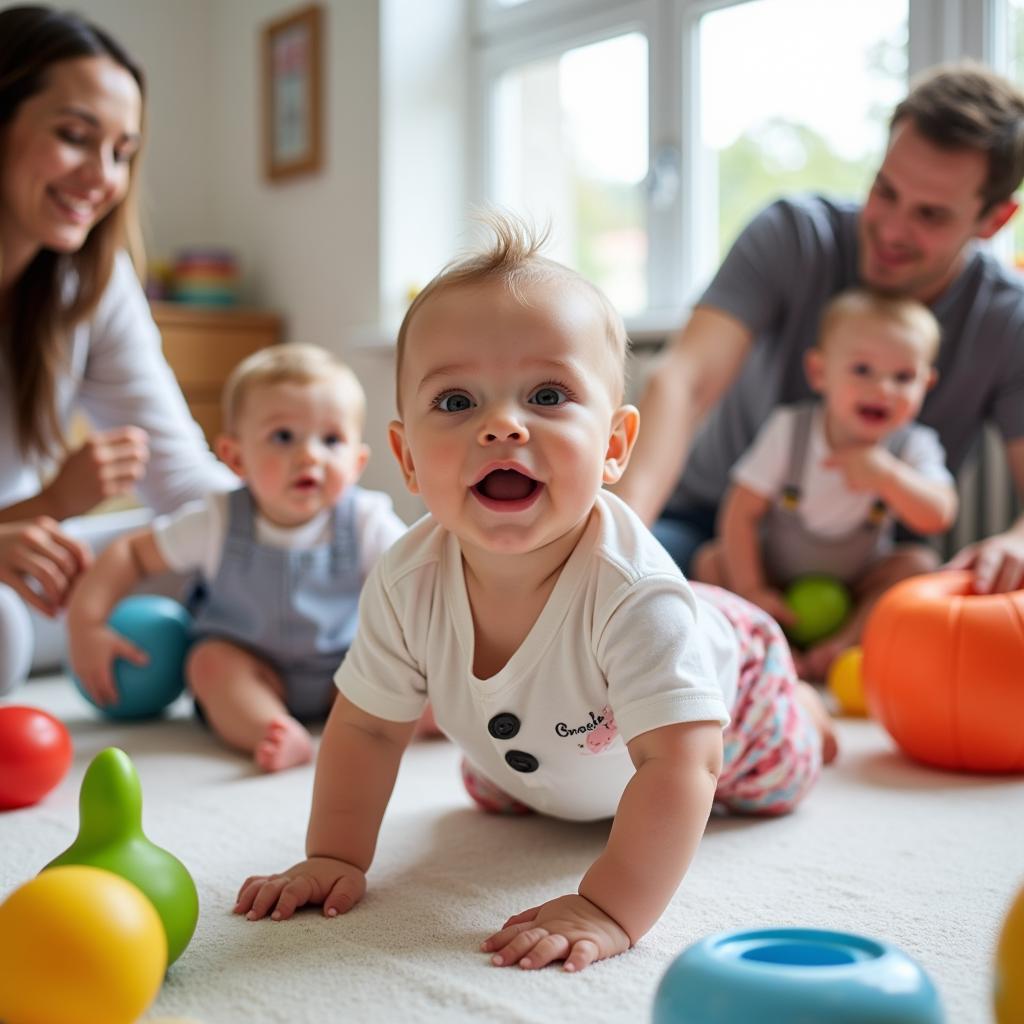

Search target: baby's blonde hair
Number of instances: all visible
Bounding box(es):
[222,343,366,433]
[819,288,942,361]
[394,212,630,409]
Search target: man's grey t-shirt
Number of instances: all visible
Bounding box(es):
[666,194,1024,514]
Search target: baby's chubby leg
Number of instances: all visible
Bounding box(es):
[186,639,313,772]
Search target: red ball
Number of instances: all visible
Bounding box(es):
[0,706,73,810]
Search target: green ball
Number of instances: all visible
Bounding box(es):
[784,575,852,647]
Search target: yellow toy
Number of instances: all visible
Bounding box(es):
[995,882,1024,1022]
[0,865,166,1024]
[827,646,868,716]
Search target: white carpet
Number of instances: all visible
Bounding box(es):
[2,674,1022,1024]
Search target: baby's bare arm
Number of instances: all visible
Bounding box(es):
[484,720,722,972]
[579,720,722,943]
[236,695,416,921]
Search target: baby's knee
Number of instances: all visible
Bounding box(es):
[0,586,35,695]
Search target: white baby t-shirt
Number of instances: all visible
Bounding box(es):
[151,487,407,577]
[732,405,953,537]
[336,490,739,822]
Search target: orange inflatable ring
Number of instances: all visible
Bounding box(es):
[862,570,1024,773]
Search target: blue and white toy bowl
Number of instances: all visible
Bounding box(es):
[652,927,944,1024]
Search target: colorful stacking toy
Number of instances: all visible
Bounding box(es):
[995,882,1024,1022]
[826,646,868,716]
[0,864,166,1024]
[45,746,199,965]
[0,705,72,810]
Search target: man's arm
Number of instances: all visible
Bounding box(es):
[947,437,1024,593]
[613,307,752,524]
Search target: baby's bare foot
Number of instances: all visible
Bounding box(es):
[254,715,314,773]
[796,681,839,766]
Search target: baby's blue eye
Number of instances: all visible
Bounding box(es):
[270,428,294,444]
[894,370,916,384]
[323,433,342,448]
[530,386,567,407]
[850,363,872,378]
[436,392,474,413]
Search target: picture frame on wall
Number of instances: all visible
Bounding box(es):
[262,4,323,181]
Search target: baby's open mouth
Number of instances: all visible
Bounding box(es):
[856,403,889,424]
[472,469,540,502]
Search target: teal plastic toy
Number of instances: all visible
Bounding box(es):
[44,747,199,966]
[784,575,852,647]
[652,927,944,1024]
[71,594,192,720]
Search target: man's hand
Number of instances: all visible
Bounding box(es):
[482,893,631,972]
[234,857,367,921]
[67,622,148,705]
[45,426,149,519]
[0,518,91,616]
[946,530,1024,593]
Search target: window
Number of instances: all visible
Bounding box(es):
[474,0,995,328]
[696,0,907,265]
[490,32,649,315]
[1004,0,1024,266]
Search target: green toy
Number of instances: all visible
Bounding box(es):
[784,574,852,648]
[44,747,198,966]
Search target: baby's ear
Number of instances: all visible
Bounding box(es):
[215,433,243,476]
[804,348,826,393]
[603,405,640,485]
[388,421,419,494]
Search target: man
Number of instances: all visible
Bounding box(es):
[617,61,1024,601]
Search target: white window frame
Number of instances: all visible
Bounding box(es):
[472,0,1003,333]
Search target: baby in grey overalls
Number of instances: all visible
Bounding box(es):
[692,288,958,680]
[67,344,406,771]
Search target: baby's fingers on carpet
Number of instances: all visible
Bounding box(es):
[234,875,271,910]
[501,905,541,928]
[269,876,317,920]
[563,938,600,973]
[517,933,571,970]
[324,875,364,917]
[245,877,292,920]
[490,925,550,966]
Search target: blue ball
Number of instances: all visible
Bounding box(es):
[72,595,192,720]
[652,928,944,1024]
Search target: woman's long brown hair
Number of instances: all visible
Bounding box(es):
[0,5,146,459]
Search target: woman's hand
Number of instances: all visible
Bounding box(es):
[0,517,91,616]
[482,893,632,972]
[45,426,149,519]
[234,857,368,921]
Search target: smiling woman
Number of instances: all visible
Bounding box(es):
[0,6,236,694]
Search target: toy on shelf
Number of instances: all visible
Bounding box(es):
[826,646,868,717]
[0,864,166,1024]
[652,927,943,1024]
[45,746,199,966]
[172,246,239,306]
[0,705,72,810]
[863,569,1024,772]
[995,881,1024,1022]
[784,575,852,648]
[70,594,192,720]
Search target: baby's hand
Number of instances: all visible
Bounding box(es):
[482,893,631,972]
[743,586,796,627]
[234,857,367,921]
[68,623,148,706]
[824,445,893,492]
